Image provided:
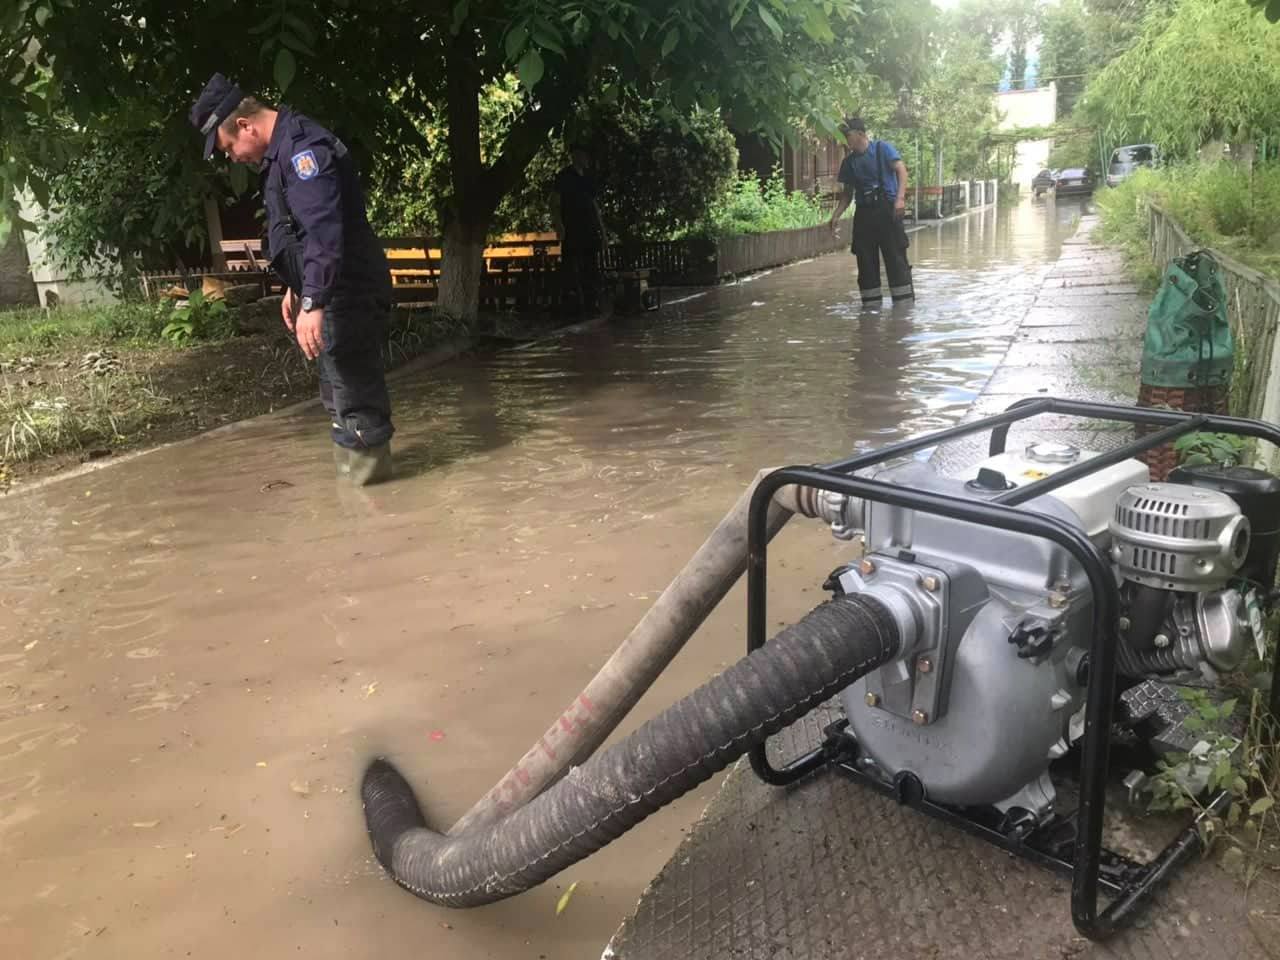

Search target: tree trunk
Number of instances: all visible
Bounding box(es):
[204,196,227,271]
[0,210,38,307]
[433,19,580,325]
[437,216,489,326]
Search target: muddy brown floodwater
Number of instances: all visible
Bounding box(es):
[1,198,1089,959]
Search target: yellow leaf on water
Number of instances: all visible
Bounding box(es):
[132,821,160,829]
[256,761,268,768]
[555,880,579,917]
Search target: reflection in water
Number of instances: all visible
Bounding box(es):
[0,199,1080,960]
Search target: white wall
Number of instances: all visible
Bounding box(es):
[995,82,1058,188]
[18,192,118,308]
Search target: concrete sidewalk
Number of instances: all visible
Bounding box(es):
[605,218,1278,960]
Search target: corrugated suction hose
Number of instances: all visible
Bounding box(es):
[362,593,900,907]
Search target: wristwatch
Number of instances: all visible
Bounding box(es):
[300,295,315,312]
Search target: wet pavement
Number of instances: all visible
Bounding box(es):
[3,197,1093,959]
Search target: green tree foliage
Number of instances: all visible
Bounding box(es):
[1040,0,1169,114]
[38,116,211,287]
[3,0,866,321]
[1080,0,1280,157]
[998,0,1044,90]
[836,4,1001,186]
[1038,0,1092,113]
[591,102,737,242]
[1046,127,1097,171]
[369,89,737,243]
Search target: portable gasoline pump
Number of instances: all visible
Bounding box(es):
[363,399,1280,942]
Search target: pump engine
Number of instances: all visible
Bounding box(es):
[820,440,1280,822]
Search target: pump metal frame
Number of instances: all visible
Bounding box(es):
[744,397,1280,941]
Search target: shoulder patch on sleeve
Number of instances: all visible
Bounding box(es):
[291,149,319,180]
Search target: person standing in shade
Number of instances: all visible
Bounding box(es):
[189,73,395,485]
[551,142,607,317]
[828,117,915,306]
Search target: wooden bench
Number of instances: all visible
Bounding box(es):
[219,239,267,272]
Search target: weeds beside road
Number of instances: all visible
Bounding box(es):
[0,300,467,491]
[1097,163,1280,287]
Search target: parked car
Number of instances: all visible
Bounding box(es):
[1106,143,1160,188]
[1055,167,1095,196]
[1031,169,1057,198]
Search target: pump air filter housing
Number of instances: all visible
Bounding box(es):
[1109,483,1249,592]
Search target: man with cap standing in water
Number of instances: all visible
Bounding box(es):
[827,116,915,307]
[190,73,394,485]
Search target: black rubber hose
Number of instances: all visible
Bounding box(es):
[362,594,900,907]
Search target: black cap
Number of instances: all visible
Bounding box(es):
[190,73,245,160]
[839,116,867,134]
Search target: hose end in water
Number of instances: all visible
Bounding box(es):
[362,758,427,872]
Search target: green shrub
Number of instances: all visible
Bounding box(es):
[162,290,234,345]
[1098,163,1280,278]
[703,167,832,237]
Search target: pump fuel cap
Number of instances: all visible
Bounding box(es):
[1025,441,1080,464]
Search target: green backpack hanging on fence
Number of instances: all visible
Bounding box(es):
[1140,249,1233,389]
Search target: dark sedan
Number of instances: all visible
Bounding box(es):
[1055,167,1095,196]
[1031,169,1057,197]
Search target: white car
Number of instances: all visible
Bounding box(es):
[1106,144,1160,188]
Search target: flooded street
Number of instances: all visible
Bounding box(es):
[2,198,1089,959]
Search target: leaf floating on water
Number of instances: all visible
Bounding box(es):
[290,779,311,797]
[362,681,379,699]
[132,820,160,829]
[256,761,268,768]
[556,880,579,916]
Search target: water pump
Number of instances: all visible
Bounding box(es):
[824,441,1268,821]
[363,398,1280,943]
[746,398,1280,940]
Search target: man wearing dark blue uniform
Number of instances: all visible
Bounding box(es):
[827,117,915,306]
[189,74,394,485]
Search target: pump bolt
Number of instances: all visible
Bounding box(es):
[921,575,940,592]
[916,656,933,674]
[1048,591,1068,609]
[860,558,877,576]
[912,709,929,725]
[1154,633,1171,649]
[1118,616,1131,633]
[865,692,881,708]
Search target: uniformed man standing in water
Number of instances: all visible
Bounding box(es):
[828,117,915,306]
[189,73,394,485]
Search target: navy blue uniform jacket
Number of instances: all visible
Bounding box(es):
[261,107,387,306]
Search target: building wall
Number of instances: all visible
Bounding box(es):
[17,193,117,307]
[995,82,1058,188]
